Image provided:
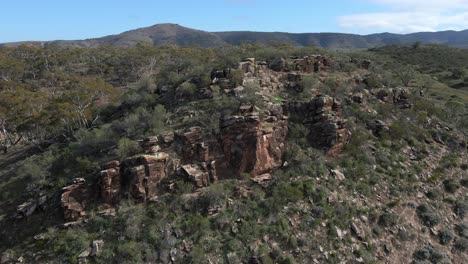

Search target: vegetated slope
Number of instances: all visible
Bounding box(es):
[2,24,468,49]
[0,44,467,263]
[371,44,468,93]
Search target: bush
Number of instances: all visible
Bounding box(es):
[461,177,468,188]
[443,179,460,193]
[378,211,398,227]
[412,245,450,264]
[416,204,440,227]
[116,241,143,263]
[15,150,55,185]
[112,105,166,138]
[455,222,468,239]
[454,238,468,252]
[454,200,468,218]
[438,227,454,245]
[117,137,141,158]
[52,229,90,263]
[194,184,226,215]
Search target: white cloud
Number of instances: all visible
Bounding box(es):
[338,0,468,33]
[369,0,468,11]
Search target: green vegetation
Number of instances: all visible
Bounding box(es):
[0,42,467,263]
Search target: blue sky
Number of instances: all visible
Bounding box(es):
[1,0,468,42]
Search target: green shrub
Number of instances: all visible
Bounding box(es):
[412,245,450,264]
[51,229,90,263]
[117,137,141,158]
[443,179,460,193]
[438,227,454,245]
[416,204,440,227]
[116,241,143,263]
[461,177,468,188]
[378,211,398,227]
[454,238,468,252]
[455,222,468,239]
[194,184,226,215]
[454,200,468,218]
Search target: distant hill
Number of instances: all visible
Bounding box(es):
[2,23,468,49]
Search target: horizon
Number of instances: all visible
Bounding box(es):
[2,0,468,43]
[4,22,468,44]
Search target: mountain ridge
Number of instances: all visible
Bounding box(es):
[2,23,468,49]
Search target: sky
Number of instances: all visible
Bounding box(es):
[1,0,468,43]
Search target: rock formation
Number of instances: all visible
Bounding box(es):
[289,95,350,155]
[60,55,352,220]
[61,179,89,221]
[120,153,174,202]
[100,161,121,205]
[220,103,288,177]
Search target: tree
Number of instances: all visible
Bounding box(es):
[53,76,117,139]
[0,52,25,82]
[0,88,48,152]
[393,65,417,86]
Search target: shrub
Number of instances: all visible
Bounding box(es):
[412,245,450,264]
[454,238,468,252]
[378,211,398,227]
[455,222,468,239]
[15,150,55,185]
[117,138,141,158]
[416,204,440,227]
[454,200,468,218]
[461,177,468,188]
[51,229,90,263]
[194,184,226,215]
[438,227,455,245]
[443,179,460,193]
[116,241,143,263]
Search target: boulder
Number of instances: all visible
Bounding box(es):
[367,120,389,136]
[61,181,89,221]
[179,164,212,188]
[392,87,412,108]
[90,240,104,257]
[101,160,119,170]
[352,93,365,104]
[141,136,160,154]
[291,56,315,73]
[269,58,289,72]
[121,153,173,202]
[100,164,121,205]
[239,60,256,75]
[16,200,37,219]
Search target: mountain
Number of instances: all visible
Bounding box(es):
[2,23,468,49]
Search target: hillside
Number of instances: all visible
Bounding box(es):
[0,44,467,263]
[2,24,468,49]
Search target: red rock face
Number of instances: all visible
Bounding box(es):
[100,161,121,205]
[220,104,288,177]
[120,153,173,202]
[61,182,89,221]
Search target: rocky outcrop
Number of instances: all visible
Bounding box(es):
[120,153,174,202]
[269,55,333,73]
[100,161,121,205]
[239,58,256,75]
[375,87,412,108]
[220,104,288,177]
[61,178,89,222]
[98,153,176,205]
[178,164,216,188]
[290,95,350,155]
